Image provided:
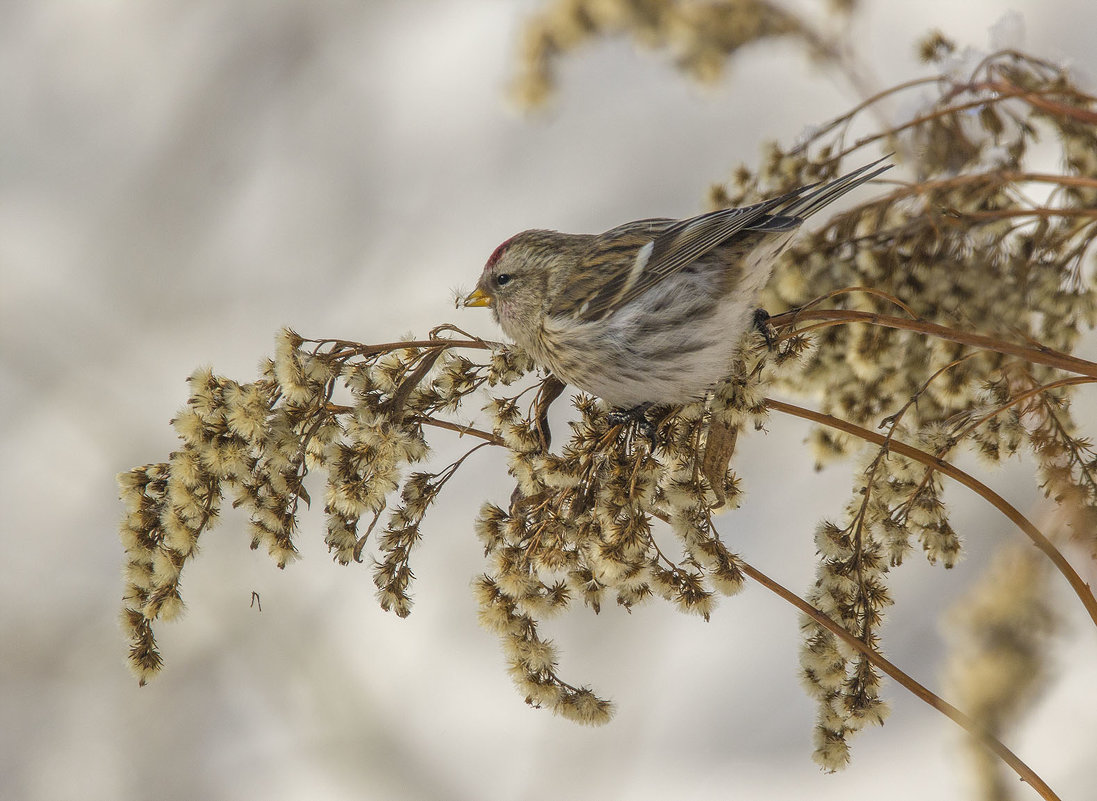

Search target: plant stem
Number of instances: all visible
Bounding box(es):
[770,309,1097,378]
[733,554,1062,801]
[765,398,1097,630]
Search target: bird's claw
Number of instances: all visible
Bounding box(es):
[753,308,776,349]
[607,403,658,441]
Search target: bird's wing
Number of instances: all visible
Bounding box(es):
[550,156,891,322]
[548,217,672,322]
[550,196,796,322]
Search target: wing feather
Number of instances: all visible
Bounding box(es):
[551,157,891,322]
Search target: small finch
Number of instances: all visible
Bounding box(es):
[464,157,891,410]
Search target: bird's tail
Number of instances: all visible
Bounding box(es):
[754,155,892,231]
[783,155,893,219]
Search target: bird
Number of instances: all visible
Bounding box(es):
[464,157,891,411]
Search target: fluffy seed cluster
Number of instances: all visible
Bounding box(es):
[512,0,826,105]
[705,44,1097,767]
[471,353,771,722]
[117,21,1097,779]
[944,545,1055,799]
[117,316,775,717]
[118,328,504,681]
[734,53,1097,442]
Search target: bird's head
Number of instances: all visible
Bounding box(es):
[464,230,564,343]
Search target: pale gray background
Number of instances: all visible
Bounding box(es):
[2,1,1095,800]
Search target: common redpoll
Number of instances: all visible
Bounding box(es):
[464,158,891,409]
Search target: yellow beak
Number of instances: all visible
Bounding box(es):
[463,287,493,308]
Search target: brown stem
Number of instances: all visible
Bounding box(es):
[319,402,504,446]
[793,76,947,152]
[834,80,1097,162]
[980,79,1097,125]
[406,415,505,446]
[388,347,446,421]
[318,338,495,357]
[534,375,568,451]
[953,375,1096,443]
[769,309,1097,378]
[734,556,1062,801]
[991,171,1097,190]
[959,208,1097,222]
[765,398,1097,630]
[833,96,1016,161]
[966,51,1064,85]
[792,286,919,320]
[885,172,1097,199]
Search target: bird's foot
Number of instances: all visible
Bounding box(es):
[607,403,657,440]
[752,308,776,349]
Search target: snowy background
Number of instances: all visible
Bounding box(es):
[2,1,1096,799]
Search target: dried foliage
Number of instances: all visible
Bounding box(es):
[945,545,1055,801]
[118,5,1096,798]
[511,0,830,104]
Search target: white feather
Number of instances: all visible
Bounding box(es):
[622,241,654,296]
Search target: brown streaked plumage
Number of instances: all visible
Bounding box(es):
[465,157,891,408]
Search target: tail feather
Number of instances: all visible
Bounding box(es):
[778,155,893,221]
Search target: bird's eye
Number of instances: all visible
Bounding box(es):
[496,273,513,287]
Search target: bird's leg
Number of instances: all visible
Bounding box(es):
[607,402,653,427]
[533,375,567,451]
[752,308,776,349]
[607,402,656,439]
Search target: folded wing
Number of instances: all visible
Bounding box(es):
[552,156,891,322]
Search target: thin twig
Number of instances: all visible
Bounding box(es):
[770,309,1097,378]
[953,375,1096,443]
[961,208,1097,221]
[314,338,495,357]
[765,398,1097,630]
[320,402,505,446]
[980,78,1097,125]
[789,286,920,320]
[792,75,948,153]
[731,554,1062,801]
[833,78,1097,162]
[407,415,505,446]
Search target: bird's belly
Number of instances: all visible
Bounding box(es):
[540,296,756,407]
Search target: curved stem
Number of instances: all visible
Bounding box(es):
[831,96,1016,161]
[320,402,505,446]
[407,416,505,446]
[961,208,1097,222]
[765,398,1097,630]
[769,308,1097,378]
[793,76,947,153]
[833,80,1097,162]
[733,554,1062,801]
[980,79,1097,125]
[953,375,1096,442]
[314,338,495,357]
[895,171,1097,193]
[790,286,919,320]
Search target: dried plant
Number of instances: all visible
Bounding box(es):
[511,0,825,104]
[117,6,1096,800]
[945,544,1055,801]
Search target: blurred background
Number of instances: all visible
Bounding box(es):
[2,1,1096,799]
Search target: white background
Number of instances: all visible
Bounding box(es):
[2,1,1095,799]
